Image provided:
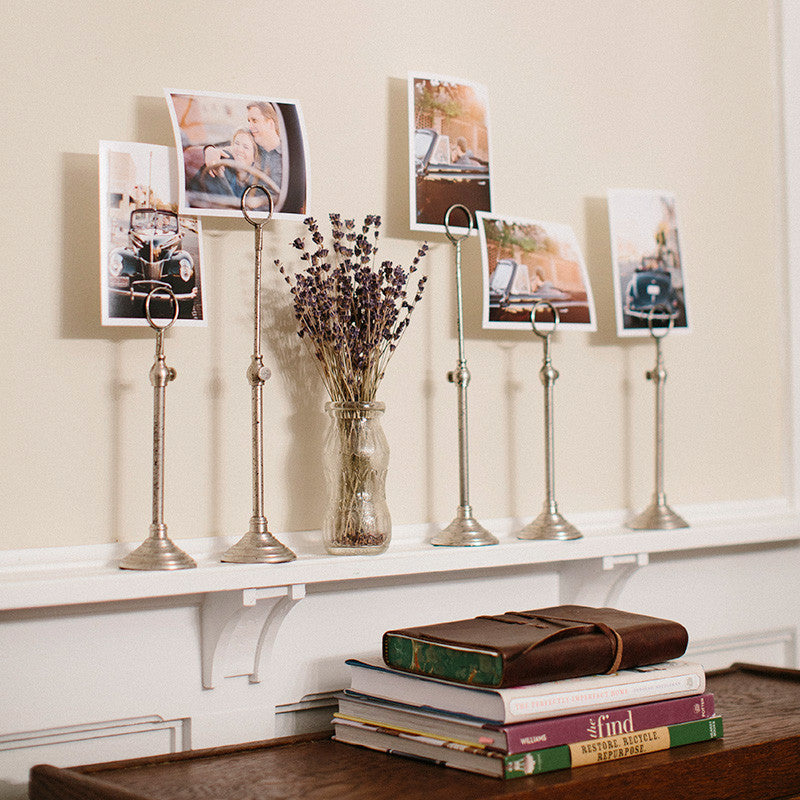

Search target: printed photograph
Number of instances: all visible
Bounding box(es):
[608,188,690,336]
[409,72,492,233]
[477,212,596,331]
[165,89,308,219]
[99,141,205,326]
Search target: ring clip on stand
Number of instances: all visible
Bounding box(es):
[431,204,498,547]
[627,305,688,530]
[222,186,296,563]
[517,301,581,541]
[120,287,197,570]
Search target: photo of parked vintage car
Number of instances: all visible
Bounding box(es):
[477,213,596,331]
[489,258,574,310]
[99,141,205,326]
[409,73,492,232]
[608,188,689,336]
[414,127,490,230]
[624,257,684,325]
[108,208,197,317]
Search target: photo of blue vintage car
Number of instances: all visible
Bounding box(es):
[608,189,689,334]
[108,208,198,317]
[623,256,684,326]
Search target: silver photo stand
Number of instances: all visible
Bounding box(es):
[431,205,498,547]
[627,306,689,530]
[222,186,296,563]
[120,287,197,570]
[517,301,581,541]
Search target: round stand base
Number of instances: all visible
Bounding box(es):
[119,529,197,570]
[627,498,689,530]
[221,518,296,563]
[517,508,582,540]
[431,507,498,547]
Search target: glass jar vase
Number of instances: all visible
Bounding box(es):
[322,401,391,555]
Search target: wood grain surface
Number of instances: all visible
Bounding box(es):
[28,664,800,800]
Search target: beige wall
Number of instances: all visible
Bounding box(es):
[0,1,784,550]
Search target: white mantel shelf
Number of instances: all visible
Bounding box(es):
[1,500,798,613]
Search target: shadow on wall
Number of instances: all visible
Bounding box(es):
[261,265,327,531]
[384,76,414,243]
[134,95,176,148]
[0,779,27,800]
[498,342,524,523]
[60,152,154,343]
[583,195,637,512]
[60,95,185,343]
[200,220,327,537]
[419,273,438,523]
[60,152,154,554]
[582,196,617,347]
[59,153,100,339]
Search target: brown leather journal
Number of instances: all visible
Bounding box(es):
[382,605,689,688]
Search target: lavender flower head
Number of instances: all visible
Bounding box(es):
[276,214,429,402]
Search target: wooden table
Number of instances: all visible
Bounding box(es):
[29,663,800,800]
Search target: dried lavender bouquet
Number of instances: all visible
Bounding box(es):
[277,214,428,552]
[276,214,428,403]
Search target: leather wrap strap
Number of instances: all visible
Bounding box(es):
[481,611,625,674]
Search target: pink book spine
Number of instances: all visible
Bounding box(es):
[503,692,714,753]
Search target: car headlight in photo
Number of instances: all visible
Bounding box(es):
[178,257,193,283]
[108,250,124,277]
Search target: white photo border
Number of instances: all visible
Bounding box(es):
[165,88,309,220]
[98,140,206,327]
[607,188,691,337]
[408,71,493,236]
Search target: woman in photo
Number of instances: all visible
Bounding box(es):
[187,128,263,201]
[226,128,261,198]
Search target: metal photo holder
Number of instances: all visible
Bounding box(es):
[120,287,197,570]
[222,186,296,563]
[517,301,582,541]
[627,306,689,530]
[431,205,498,547]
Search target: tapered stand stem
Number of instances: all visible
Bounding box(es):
[431,205,497,547]
[517,302,581,540]
[627,313,688,530]
[120,289,196,570]
[222,186,296,563]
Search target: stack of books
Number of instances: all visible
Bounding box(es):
[332,605,722,779]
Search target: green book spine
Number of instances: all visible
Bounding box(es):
[384,634,503,686]
[502,717,722,779]
[669,715,723,746]
[503,745,571,778]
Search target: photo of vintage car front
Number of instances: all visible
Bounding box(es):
[608,188,689,336]
[99,141,205,326]
[409,73,492,233]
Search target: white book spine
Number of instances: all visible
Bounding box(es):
[506,672,704,721]
[347,660,706,724]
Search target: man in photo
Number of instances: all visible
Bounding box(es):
[247,101,282,198]
[167,90,308,218]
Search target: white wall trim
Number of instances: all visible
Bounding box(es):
[687,627,797,670]
[778,0,800,509]
[0,497,795,613]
